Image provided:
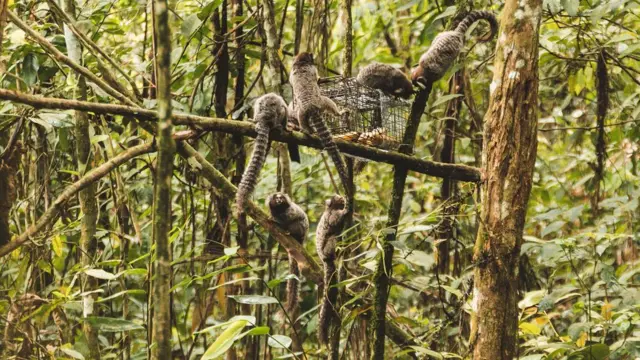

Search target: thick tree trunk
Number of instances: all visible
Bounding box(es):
[150,0,174,357]
[469,1,541,358]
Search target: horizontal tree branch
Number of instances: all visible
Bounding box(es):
[0,89,481,182]
[0,131,195,258]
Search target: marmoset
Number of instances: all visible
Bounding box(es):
[315,194,348,345]
[235,94,288,210]
[267,192,310,315]
[356,63,414,99]
[290,52,351,199]
[412,10,498,85]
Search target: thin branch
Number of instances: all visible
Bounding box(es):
[7,11,139,107]
[0,131,195,258]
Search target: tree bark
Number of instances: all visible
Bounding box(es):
[469,1,541,358]
[150,0,175,357]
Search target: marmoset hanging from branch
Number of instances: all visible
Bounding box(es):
[235,93,288,210]
[315,194,348,345]
[412,10,498,85]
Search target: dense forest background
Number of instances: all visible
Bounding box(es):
[0,0,639,359]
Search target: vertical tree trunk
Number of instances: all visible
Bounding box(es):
[435,72,463,275]
[469,1,541,358]
[263,0,283,91]
[61,0,100,358]
[369,84,433,359]
[150,0,174,357]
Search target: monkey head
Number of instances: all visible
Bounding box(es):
[325,194,346,210]
[293,52,315,68]
[267,192,292,214]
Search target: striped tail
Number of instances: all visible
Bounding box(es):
[455,10,499,42]
[318,259,337,345]
[304,107,352,202]
[286,256,300,316]
[235,122,270,210]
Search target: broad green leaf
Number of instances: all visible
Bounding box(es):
[60,347,85,360]
[432,94,463,107]
[84,317,144,332]
[201,320,248,360]
[229,295,279,305]
[410,346,444,359]
[561,0,579,16]
[84,269,118,280]
[267,334,292,349]
[181,14,203,37]
[519,322,541,335]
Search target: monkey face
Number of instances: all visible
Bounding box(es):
[293,52,315,67]
[325,195,346,210]
[268,192,291,212]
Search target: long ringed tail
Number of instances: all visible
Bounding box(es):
[318,259,337,345]
[286,256,300,316]
[235,122,270,209]
[455,10,499,42]
[304,107,352,201]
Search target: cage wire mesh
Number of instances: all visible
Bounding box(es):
[318,77,411,150]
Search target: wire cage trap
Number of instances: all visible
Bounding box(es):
[318,77,411,150]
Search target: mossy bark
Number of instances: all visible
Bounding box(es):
[469,1,541,358]
[150,0,175,357]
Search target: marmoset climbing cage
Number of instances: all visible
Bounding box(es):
[318,77,411,150]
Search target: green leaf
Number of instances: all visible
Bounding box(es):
[519,322,541,335]
[229,295,279,305]
[181,14,203,37]
[574,344,609,360]
[267,334,292,349]
[84,269,118,280]
[561,0,579,16]
[541,220,565,237]
[59,347,85,360]
[434,6,456,21]
[410,346,444,358]
[432,94,463,107]
[201,320,249,360]
[84,317,144,332]
[199,0,224,20]
[96,289,146,303]
[22,53,40,86]
[245,326,270,336]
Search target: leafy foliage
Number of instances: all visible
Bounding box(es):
[0,0,639,358]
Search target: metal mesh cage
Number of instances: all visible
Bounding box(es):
[318,77,411,150]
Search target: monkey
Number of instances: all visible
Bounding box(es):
[267,192,310,316]
[356,63,414,99]
[315,194,348,345]
[235,94,288,210]
[411,10,498,85]
[290,52,352,199]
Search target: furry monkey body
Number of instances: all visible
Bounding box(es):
[412,10,498,84]
[235,94,288,210]
[315,195,348,345]
[356,63,414,98]
[267,193,310,315]
[290,52,351,199]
